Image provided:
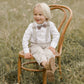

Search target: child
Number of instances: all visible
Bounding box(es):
[22,3,60,81]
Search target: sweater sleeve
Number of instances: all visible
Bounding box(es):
[22,23,32,54]
[50,22,60,48]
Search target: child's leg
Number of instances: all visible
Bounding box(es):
[40,61,49,68]
[30,44,47,66]
[43,48,57,81]
[44,48,57,72]
[44,48,55,62]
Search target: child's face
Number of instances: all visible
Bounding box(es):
[33,7,46,24]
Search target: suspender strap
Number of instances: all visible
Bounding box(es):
[32,24,37,42]
[46,22,50,42]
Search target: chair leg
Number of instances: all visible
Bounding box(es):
[43,69,47,84]
[57,57,62,79]
[18,57,21,84]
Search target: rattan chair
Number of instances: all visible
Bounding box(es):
[18,4,72,84]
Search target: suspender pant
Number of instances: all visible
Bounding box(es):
[30,43,55,65]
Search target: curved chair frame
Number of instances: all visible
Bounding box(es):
[18,4,72,84]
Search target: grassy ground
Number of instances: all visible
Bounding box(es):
[0,0,84,84]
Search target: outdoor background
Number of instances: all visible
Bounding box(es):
[0,0,84,84]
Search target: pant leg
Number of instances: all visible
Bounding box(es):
[44,48,55,62]
[30,44,47,65]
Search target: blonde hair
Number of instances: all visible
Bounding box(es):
[34,3,51,20]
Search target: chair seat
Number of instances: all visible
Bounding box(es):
[19,50,61,59]
[19,50,60,72]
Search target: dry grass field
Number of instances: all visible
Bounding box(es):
[0,0,84,84]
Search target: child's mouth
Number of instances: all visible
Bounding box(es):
[36,19,40,22]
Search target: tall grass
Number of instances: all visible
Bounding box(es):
[0,0,84,84]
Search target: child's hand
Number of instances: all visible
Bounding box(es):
[24,53,33,59]
[48,46,56,55]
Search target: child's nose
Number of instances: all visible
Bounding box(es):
[36,15,40,18]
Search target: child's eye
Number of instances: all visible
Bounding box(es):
[39,14,42,16]
[34,14,37,16]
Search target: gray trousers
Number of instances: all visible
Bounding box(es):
[30,43,55,65]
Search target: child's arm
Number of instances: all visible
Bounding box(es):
[48,22,60,55]
[50,22,60,49]
[22,23,32,57]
